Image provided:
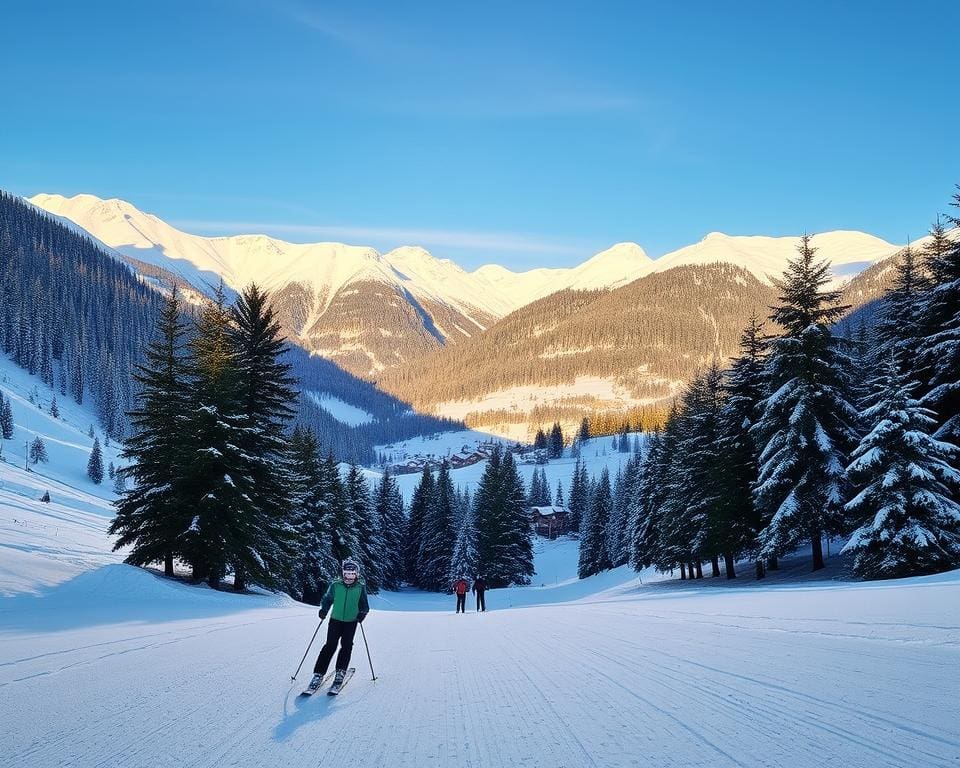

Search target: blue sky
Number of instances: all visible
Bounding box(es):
[3,0,958,269]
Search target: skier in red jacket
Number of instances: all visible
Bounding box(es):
[453,576,468,613]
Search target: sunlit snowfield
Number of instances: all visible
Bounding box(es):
[2,510,959,767]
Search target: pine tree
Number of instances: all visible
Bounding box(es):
[108,461,115,480]
[325,453,357,565]
[876,245,929,373]
[345,464,385,593]
[554,480,564,508]
[917,201,960,446]
[533,429,547,451]
[112,466,126,495]
[843,356,960,578]
[473,446,534,587]
[567,457,589,533]
[29,436,48,464]
[629,429,667,571]
[228,283,299,591]
[578,468,612,577]
[288,428,331,601]
[609,455,641,567]
[49,396,59,419]
[374,468,407,590]
[179,283,249,587]
[578,417,591,443]
[450,499,478,584]
[110,288,192,578]
[753,236,859,571]
[406,466,435,586]
[418,460,456,591]
[87,437,104,484]
[549,422,564,459]
[716,314,769,577]
[0,394,13,439]
[500,450,535,585]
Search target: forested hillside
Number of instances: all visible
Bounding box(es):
[0,191,162,439]
[378,263,780,434]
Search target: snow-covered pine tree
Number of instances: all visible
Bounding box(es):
[374,468,407,591]
[29,436,48,464]
[287,427,340,602]
[405,466,434,587]
[324,452,358,566]
[108,461,115,480]
[876,245,929,374]
[843,355,960,578]
[629,429,666,572]
[651,376,714,577]
[110,288,193,577]
[179,283,252,588]
[610,454,641,567]
[917,203,960,446]
[449,498,478,584]
[417,460,456,591]
[501,450,534,585]
[0,393,13,439]
[473,446,534,587]
[112,466,126,494]
[530,466,551,506]
[527,466,542,506]
[345,464,386,593]
[50,396,59,419]
[554,480,564,508]
[716,314,769,577]
[567,457,589,533]
[753,236,859,571]
[578,467,612,578]
[607,465,627,565]
[87,437,104,484]
[228,283,299,591]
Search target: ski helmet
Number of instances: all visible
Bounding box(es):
[342,560,359,574]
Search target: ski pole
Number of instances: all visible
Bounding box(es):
[359,622,377,681]
[291,620,324,681]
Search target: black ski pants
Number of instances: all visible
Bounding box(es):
[475,591,485,611]
[314,618,357,674]
[455,593,466,613]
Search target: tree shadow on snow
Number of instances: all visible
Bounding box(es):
[0,563,296,632]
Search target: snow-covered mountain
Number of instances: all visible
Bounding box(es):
[652,230,901,285]
[29,193,903,381]
[28,195,655,377]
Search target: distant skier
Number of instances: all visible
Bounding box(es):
[308,560,369,692]
[472,575,487,612]
[453,576,468,613]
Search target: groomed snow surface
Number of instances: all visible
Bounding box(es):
[3,512,960,766]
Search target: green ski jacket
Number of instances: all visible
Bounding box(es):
[320,578,369,623]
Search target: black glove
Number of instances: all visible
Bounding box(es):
[357,612,367,624]
[319,609,327,620]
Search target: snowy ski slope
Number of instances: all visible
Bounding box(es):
[2,556,958,768]
[1,362,959,767]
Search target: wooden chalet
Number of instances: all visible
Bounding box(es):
[529,505,569,539]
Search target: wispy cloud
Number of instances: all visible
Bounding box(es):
[275,2,642,118]
[172,219,587,256]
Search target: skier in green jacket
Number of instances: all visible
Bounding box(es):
[309,560,369,690]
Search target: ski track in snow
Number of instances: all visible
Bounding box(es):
[2,579,959,768]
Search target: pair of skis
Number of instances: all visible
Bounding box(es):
[301,667,355,697]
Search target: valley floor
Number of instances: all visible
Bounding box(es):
[2,563,958,768]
